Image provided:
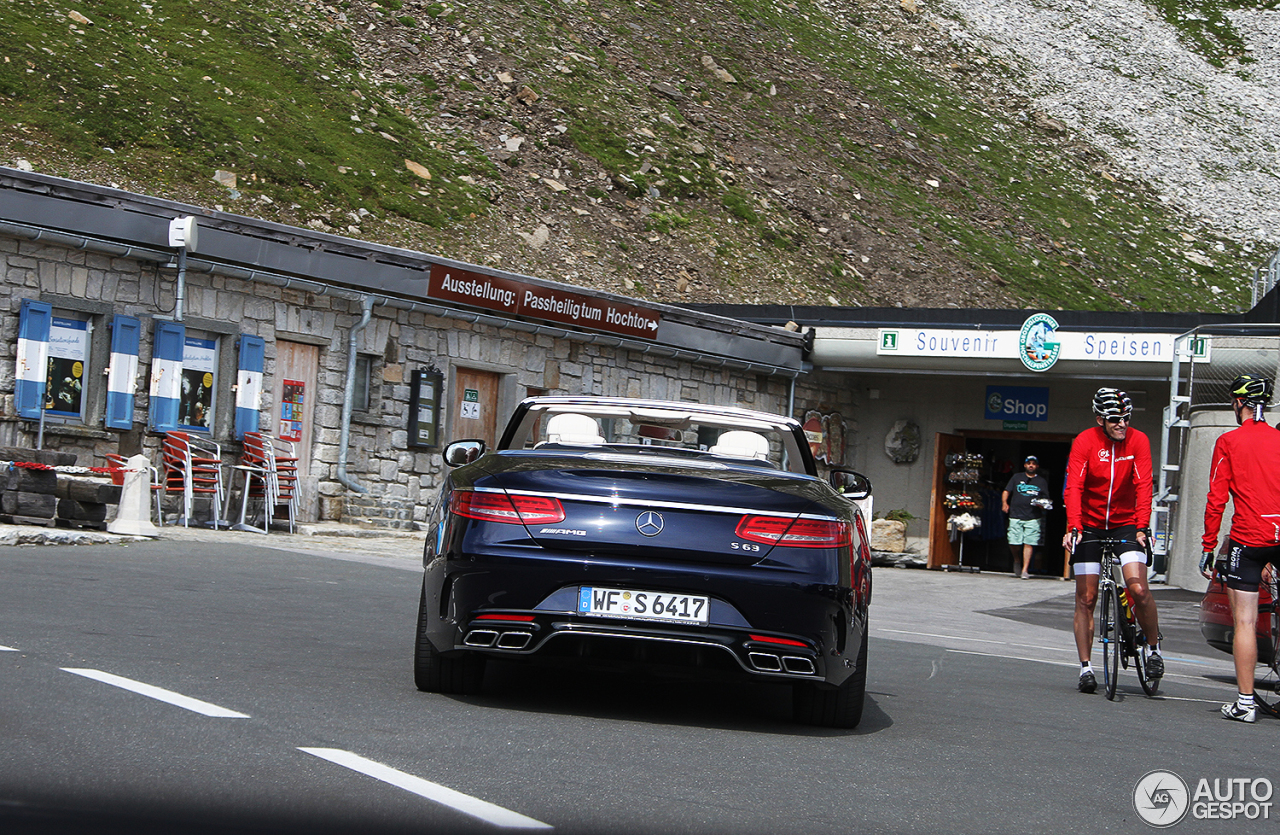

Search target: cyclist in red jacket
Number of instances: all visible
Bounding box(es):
[1063,388,1162,693]
[1201,375,1280,723]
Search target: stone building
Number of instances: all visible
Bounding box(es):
[1,168,858,529]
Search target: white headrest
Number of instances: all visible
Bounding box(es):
[544,413,605,446]
[709,430,770,461]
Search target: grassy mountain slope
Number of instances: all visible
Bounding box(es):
[0,0,1258,312]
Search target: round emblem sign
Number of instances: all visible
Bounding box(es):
[1132,770,1190,828]
[1019,313,1061,372]
[986,392,1003,413]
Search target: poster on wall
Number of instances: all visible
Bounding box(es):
[279,379,305,441]
[44,316,88,418]
[179,337,217,430]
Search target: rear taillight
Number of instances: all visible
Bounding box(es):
[451,490,566,525]
[735,515,851,548]
[749,634,810,648]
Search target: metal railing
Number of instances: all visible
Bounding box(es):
[1156,324,1280,578]
[1252,248,1280,308]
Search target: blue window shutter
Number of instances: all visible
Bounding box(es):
[234,334,266,440]
[148,321,185,432]
[16,299,52,419]
[104,315,142,429]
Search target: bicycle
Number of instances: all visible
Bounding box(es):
[1090,534,1160,700]
[1254,574,1280,718]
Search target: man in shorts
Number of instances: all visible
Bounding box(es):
[1003,455,1050,578]
[1201,374,1280,723]
[1063,388,1162,693]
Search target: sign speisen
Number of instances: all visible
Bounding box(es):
[428,265,661,340]
[985,386,1049,421]
[875,326,1210,363]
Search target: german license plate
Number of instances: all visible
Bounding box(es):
[577,586,709,625]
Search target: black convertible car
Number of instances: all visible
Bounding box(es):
[414,396,874,727]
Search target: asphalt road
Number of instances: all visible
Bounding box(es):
[2,539,1277,835]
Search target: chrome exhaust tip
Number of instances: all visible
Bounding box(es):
[496,631,532,650]
[748,651,783,672]
[463,630,499,648]
[782,656,816,675]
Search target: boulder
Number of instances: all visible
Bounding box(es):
[871,519,907,552]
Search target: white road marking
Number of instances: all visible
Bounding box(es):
[299,747,551,830]
[1,644,17,652]
[61,668,249,718]
[942,649,1238,692]
[879,628,1008,645]
[945,648,1079,668]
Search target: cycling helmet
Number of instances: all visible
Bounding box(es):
[1092,388,1133,419]
[1229,374,1273,406]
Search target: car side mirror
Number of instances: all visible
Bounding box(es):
[829,468,872,500]
[443,440,486,467]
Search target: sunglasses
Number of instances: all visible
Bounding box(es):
[1104,416,1131,425]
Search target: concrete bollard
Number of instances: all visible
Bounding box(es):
[107,454,160,538]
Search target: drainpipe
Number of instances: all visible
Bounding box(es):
[337,295,374,493]
[167,217,198,322]
[174,246,187,321]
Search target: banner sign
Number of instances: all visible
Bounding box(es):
[428,264,661,340]
[986,386,1049,422]
[876,326,1210,364]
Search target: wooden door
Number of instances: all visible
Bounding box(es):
[452,368,501,447]
[927,432,967,570]
[273,341,318,478]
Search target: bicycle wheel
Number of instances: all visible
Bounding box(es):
[1269,579,1280,684]
[1100,580,1121,700]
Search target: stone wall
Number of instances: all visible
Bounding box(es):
[1,231,816,530]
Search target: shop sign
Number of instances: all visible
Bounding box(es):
[428,264,661,340]
[985,385,1049,421]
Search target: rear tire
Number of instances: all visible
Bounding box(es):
[1100,582,1121,701]
[794,630,867,728]
[414,580,485,695]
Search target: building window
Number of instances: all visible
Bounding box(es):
[43,314,92,422]
[353,354,374,413]
[178,333,218,432]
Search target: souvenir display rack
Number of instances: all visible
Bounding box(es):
[943,452,984,572]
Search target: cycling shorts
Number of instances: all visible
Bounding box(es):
[1221,540,1280,593]
[1071,525,1147,576]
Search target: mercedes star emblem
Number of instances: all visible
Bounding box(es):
[635,510,664,536]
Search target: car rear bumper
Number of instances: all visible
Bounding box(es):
[427,557,864,687]
[452,610,830,681]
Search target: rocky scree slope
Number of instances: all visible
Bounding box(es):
[0,0,1269,313]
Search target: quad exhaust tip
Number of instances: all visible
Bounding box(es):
[496,631,532,650]
[782,656,816,675]
[464,629,533,650]
[747,652,783,672]
[748,651,817,675]
[464,630,499,648]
